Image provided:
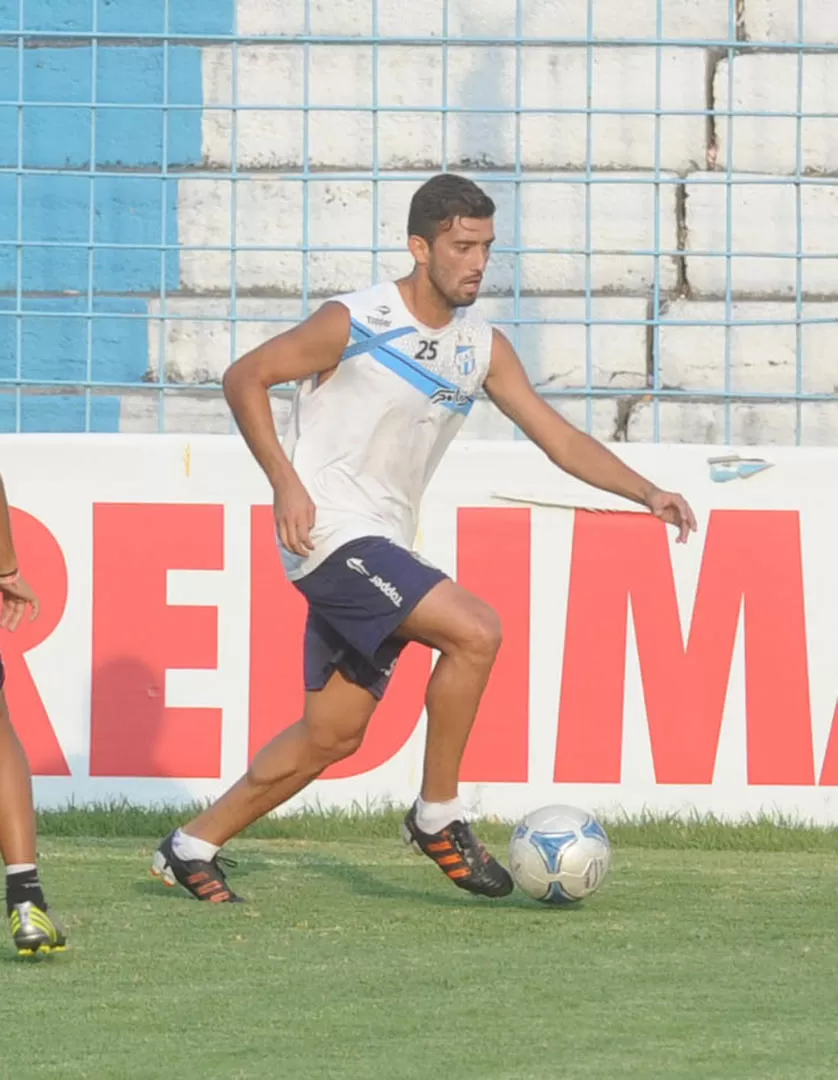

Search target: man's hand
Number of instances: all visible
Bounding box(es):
[644,488,698,544]
[0,575,39,631]
[274,475,317,558]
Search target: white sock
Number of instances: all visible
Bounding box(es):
[415,796,464,835]
[6,863,37,876]
[172,828,219,863]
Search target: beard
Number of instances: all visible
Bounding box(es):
[428,266,480,308]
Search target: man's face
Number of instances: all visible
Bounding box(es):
[413,216,495,307]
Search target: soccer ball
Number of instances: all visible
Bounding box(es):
[508,804,611,904]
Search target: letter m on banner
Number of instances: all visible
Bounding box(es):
[554,510,814,786]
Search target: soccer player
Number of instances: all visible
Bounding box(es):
[0,473,66,953]
[153,173,696,903]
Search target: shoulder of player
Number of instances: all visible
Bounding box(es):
[319,283,399,340]
[325,281,395,314]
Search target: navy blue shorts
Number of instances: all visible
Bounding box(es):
[292,537,448,700]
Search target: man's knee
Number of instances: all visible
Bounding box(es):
[301,671,377,769]
[446,599,503,666]
[305,723,366,768]
[401,581,503,663]
[466,602,503,661]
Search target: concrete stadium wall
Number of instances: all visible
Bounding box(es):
[1,0,836,443]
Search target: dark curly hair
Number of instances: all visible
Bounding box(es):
[407,173,496,244]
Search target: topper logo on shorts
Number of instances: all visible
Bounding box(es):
[369,575,403,607]
[346,555,403,607]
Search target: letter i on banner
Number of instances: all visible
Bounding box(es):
[457,507,530,783]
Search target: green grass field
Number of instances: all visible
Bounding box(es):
[3,807,838,1080]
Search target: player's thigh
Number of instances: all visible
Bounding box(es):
[302,668,379,749]
[396,579,502,658]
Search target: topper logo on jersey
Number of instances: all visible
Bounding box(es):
[431,387,474,409]
[366,304,392,330]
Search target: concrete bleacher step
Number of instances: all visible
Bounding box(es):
[134,292,838,443]
[118,388,293,435]
[176,173,681,297]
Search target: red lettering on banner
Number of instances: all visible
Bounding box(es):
[90,504,224,778]
[817,702,838,785]
[457,507,530,782]
[1,510,69,775]
[247,506,306,760]
[555,510,813,786]
[248,506,430,779]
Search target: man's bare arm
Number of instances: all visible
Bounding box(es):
[0,474,18,575]
[484,330,697,542]
[222,301,350,490]
[0,474,39,627]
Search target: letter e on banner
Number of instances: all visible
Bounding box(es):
[91,504,224,778]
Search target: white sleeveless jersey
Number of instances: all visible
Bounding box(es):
[280,280,494,580]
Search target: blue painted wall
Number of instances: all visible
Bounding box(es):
[0,0,234,432]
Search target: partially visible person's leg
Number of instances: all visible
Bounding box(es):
[0,686,67,954]
[0,691,37,867]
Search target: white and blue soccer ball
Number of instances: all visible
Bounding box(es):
[508,804,612,904]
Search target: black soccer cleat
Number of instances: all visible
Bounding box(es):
[402,803,514,898]
[9,902,67,957]
[151,832,244,903]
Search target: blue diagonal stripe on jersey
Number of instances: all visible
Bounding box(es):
[347,318,474,415]
[341,325,414,360]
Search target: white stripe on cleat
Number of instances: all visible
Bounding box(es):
[151,851,177,887]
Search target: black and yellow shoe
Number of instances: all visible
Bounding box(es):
[402,803,514,898]
[9,902,67,957]
[151,832,244,903]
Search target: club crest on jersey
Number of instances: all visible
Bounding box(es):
[456,344,476,375]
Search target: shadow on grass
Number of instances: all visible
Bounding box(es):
[283,851,585,915]
[129,847,589,916]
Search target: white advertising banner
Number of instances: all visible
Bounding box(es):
[4,434,838,823]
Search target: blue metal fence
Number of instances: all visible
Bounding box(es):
[0,0,835,442]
